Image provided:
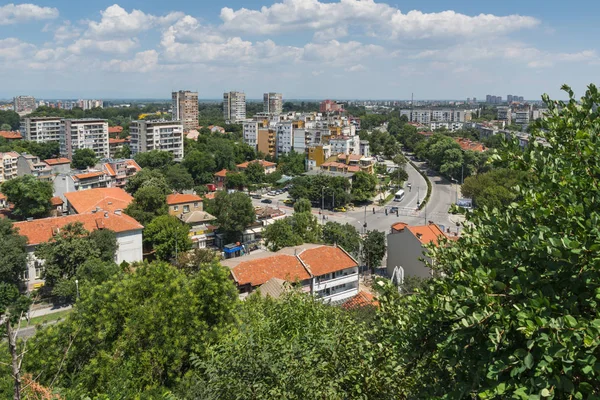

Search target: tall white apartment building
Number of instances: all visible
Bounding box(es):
[329,136,360,155]
[63,119,109,160]
[401,109,472,123]
[514,110,530,125]
[130,120,184,160]
[78,99,104,110]
[223,91,246,122]
[497,107,512,124]
[0,152,19,183]
[172,90,199,132]
[13,96,36,114]
[276,121,294,156]
[20,117,63,144]
[263,92,283,115]
[243,121,260,150]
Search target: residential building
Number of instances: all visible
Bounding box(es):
[223,91,246,122]
[63,118,109,159]
[16,153,53,181]
[64,187,133,215]
[214,169,228,190]
[236,160,277,174]
[276,121,294,156]
[453,138,486,152]
[44,157,71,174]
[430,121,465,131]
[0,131,22,141]
[514,109,531,125]
[532,108,548,120]
[108,137,130,158]
[14,211,144,291]
[400,109,472,124]
[171,90,199,132]
[386,222,452,278]
[257,127,276,157]
[307,145,331,170]
[130,120,184,160]
[320,100,344,113]
[497,106,512,124]
[224,244,360,302]
[101,159,141,188]
[263,92,283,115]
[359,140,370,157]
[20,117,63,144]
[0,152,19,183]
[167,193,203,216]
[71,171,112,191]
[108,126,123,136]
[78,99,104,110]
[180,210,217,249]
[329,135,360,155]
[336,153,375,174]
[13,95,36,114]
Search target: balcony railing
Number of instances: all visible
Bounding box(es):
[313,272,358,292]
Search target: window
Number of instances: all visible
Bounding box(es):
[183,205,190,213]
[194,202,199,208]
[34,261,44,279]
[174,206,179,211]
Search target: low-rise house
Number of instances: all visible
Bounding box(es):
[50,196,64,216]
[14,211,144,291]
[167,193,203,216]
[72,170,112,190]
[236,159,277,174]
[179,210,217,249]
[0,131,22,141]
[214,169,228,190]
[64,187,133,214]
[17,153,53,182]
[101,159,141,188]
[386,222,449,278]
[108,126,123,136]
[44,157,71,174]
[223,244,360,303]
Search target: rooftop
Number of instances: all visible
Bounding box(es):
[44,157,71,166]
[64,187,133,214]
[392,222,448,246]
[13,212,143,246]
[73,171,106,180]
[108,126,123,134]
[236,159,277,169]
[167,193,202,205]
[341,291,379,310]
[0,131,22,140]
[214,169,228,178]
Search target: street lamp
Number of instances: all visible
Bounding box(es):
[75,279,80,299]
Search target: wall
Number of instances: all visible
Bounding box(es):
[116,229,144,263]
[386,230,433,278]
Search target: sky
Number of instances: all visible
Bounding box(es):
[0,0,598,100]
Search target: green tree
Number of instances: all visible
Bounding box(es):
[278,150,306,175]
[322,222,361,256]
[244,161,265,184]
[144,215,192,261]
[293,198,312,213]
[124,186,168,226]
[24,261,238,398]
[182,150,217,184]
[0,123,11,131]
[0,219,28,286]
[124,168,169,195]
[351,171,378,203]
[71,148,98,170]
[212,191,256,241]
[134,150,174,169]
[263,218,303,251]
[461,168,528,209]
[1,175,52,219]
[362,230,386,271]
[0,110,20,130]
[225,171,247,190]
[113,143,131,159]
[165,164,194,192]
[88,229,119,262]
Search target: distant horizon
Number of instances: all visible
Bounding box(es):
[0,97,546,103]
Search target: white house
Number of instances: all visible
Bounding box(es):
[13,211,143,291]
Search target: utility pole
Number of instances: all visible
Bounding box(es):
[321,186,324,211]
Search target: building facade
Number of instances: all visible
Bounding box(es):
[171,90,199,132]
[63,119,109,159]
[130,120,184,160]
[13,96,36,114]
[223,91,246,122]
[0,152,19,183]
[20,117,63,144]
[263,92,283,115]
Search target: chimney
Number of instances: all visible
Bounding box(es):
[108,201,112,205]
[26,217,33,222]
[416,233,423,239]
[114,209,121,215]
[104,211,109,218]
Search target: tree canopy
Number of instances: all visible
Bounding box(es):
[1,175,53,219]
[124,185,168,226]
[70,148,98,170]
[351,171,378,203]
[144,215,192,261]
[211,191,256,241]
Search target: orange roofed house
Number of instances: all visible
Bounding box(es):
[64,187,133,214]
[386,222,453,279]
[236,159,277,175]
[13,211,144,291]
[222,244,360,303]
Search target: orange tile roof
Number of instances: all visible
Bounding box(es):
[166,193,202,205]
[50,196,64,206]
[103,163,116,176]
[73,171,105,180]
[13,212,143,246]
[44,157,71,166]
[347,165,360,172]
[391,222,409,232]
[109,137,129,144]
[0,131,22,140]
[342,291,379,310]
[299,246,358,276]
[408,224,447,246]
[108,126,123,134]
[453,137,486,152]
[214,169,228,177]
[64,187,133,214]
[124,159,141,172]
[0,192,6,201]
[204,192,216,200]
[231,254,311,287]
[236,159,277,169]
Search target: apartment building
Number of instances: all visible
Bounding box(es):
[430,121,465,131]
[401,109,472,123]
[63,119,109,159]
[0,152,19,183]
[514,110,530,125]
[329,135,360,155]
[130,120,184,160]
[16,153,53,181]
[497,107,512,124]
[320,100,344,113]
[13,95,36,114]
[20,117,63,144]
[223,91,246,122]
[276,121,294,156]
[78,99,104,110]
[264,92,283,115]
[172,90,199,132]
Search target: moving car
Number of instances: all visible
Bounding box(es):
[333,206,347,212]
[261,199,273,204]
[283,199,294,205]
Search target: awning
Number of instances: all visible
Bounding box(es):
[223,245,243,254]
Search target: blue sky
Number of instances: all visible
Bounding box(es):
[0,0,598,100]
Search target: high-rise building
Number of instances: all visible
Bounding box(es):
[171,90,199,132]
[507,95,513,103]
[223,91,246,122]
[78,99,104,110]
[263,92,283,115]
[63,119,109,160]
[130,120,184,160]
[320,100,344,113]
[20,117,63,145]
[13,96,36,114]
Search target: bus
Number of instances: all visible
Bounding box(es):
[394,189,405,202]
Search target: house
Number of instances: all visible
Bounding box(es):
[236,159,277,174]
[108,137,130,158]
[167,193,203,216]
[49,196,64,216]
[13,211,144,291]
[214,169,228,190]
[223,244,360,303]
[108,126,123,136]
[179,210,217,249]
[44,157,71,174]
[64,187,133,214]
[0,192,7,209]
[336,153,375,174]
[0,131,22,141]
[72,171,112,190]
[101,159,141,188]
[342,291,379,310]
[16,153,53,182]
[386,222,449,279]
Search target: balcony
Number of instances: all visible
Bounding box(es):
[313,272,358,292]
[318,286,359,303]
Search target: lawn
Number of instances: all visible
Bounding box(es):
[27,309,73,326]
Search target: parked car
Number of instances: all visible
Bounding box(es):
[333,206,347,212]
[261,199,273,204]
[267,191,277,196]
[283,199,294,205]
[275,190,283,195]
[251,194,262,199]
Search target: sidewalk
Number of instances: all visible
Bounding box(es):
[26,304,72,319]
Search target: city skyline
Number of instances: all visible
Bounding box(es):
[0,0,598,99]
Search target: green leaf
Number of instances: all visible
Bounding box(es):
[524,353,534,369]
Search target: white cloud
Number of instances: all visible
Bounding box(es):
[303,40,384,63]
[313,26,348,42]
[0,3,58,25]
[219,0,539,39]
[53,21,82,43]
[0,38,35,60]
[346,64,366,72]
[68,38,138,54]
[106,50,159,72]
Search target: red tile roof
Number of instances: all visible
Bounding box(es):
[0,131,22,140]
[454,137,486,152]
[44,157,71,166]
[0,192,6,201]
[103,163,116,176]
[166,193,202,205]
[236,159,277,169]
[204,192,216,200]
[342,291,379,310]
[109,137,129,144]
[73,171,105,180]
[391,222,409,232]
[108,126,123,134]
[231,254,310,287]
[347,165,360,172]
[408,224,447,246]
[124,159,141,172]
[13,212,143,246]
[64,187,133,214]
[299,246,358,276]
[214,169,228,177]
[50,196,64,206]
